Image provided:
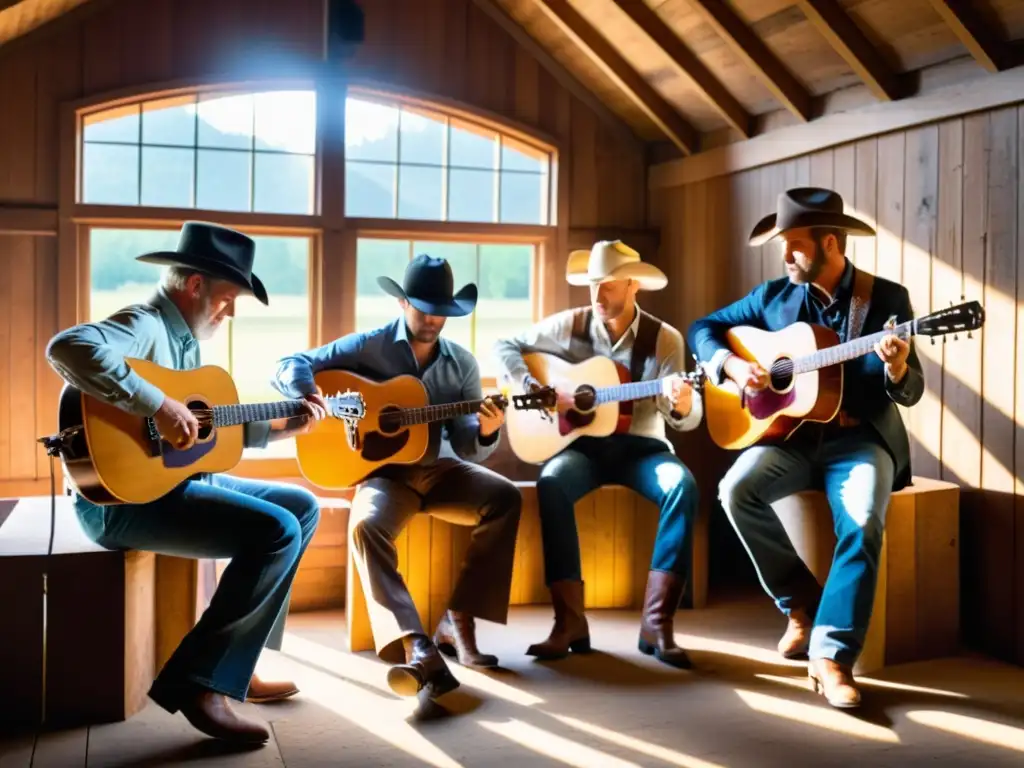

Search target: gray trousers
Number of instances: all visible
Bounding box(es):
[349,459,522,663]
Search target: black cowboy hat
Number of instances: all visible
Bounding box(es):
[749,187,877,247]
[135,221,268,305]
[377,253,477,317]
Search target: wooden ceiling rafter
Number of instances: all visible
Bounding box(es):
[924,0,1015,73]
[685,0,812,123]
[533,0,699,155]
[795,0,903,101]
[470,0,642,149]
[610,0,751,138]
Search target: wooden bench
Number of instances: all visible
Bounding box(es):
[345,482,679,653]
[770,476,960,675]
[0,495,212,728]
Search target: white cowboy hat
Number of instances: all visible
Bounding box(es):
[565,240,667,291]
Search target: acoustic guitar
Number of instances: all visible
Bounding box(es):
[295,369,510,490]
[701,300,985,450]
[502,352,704,465]
[50,357,366,505]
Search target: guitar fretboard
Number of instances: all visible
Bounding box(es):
[792,320,916,374]
[212,401,310,428]
[594,378,665,405]
[395,400,488,426]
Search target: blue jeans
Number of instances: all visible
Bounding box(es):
[536,435,699,584]
[717,425,894,667]
[74,474,320,710]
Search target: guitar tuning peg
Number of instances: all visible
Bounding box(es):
[953,334,958,341]
[930,337,935,345]
[967,331,973,339]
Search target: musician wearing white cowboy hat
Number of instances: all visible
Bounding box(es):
[687,187,925,709]
[494,239,704,669]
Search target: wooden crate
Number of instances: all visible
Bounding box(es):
[771,476,960,675]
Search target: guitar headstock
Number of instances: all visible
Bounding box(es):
[326,390,367,420]
[512,386,558,412]
[915,300,985,338]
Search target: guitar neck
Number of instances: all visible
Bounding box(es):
[211,400,310,427]
[594,377,666,405]
[398,400,488,426]
[793,320,916,374]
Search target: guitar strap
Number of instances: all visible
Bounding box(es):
[846,267,875,341]
[631,310,662,383]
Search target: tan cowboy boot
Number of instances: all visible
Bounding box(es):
[246,673,299,704]
[179,690,270,743]
[434,609,499,668]
[778,608,812,659]
[637,570,692,669]
[525,580,591,660]
[809,658,861,708]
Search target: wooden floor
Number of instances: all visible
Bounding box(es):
[2,595,1024,767]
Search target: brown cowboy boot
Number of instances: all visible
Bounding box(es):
[778,608,812,659]
[178,690,270,744]
[246,673,299,704]
[386,634,460,699]
[809,658,861,708]
[434,609,499,668]
[637,570,692,669]
[525,580,591,660]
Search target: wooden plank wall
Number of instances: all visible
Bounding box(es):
[0,0,647,487]
[649,108,1024,666]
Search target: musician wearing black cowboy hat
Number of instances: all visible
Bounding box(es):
[273,253,522,701]
[687,188,924,709]
[45,221,327,744]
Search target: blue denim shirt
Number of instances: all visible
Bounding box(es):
[45,286,272,450]
[272,317,499,465]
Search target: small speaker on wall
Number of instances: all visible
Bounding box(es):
[327,0,365,61]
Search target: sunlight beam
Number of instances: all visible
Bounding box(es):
[479,719,642,767]
[551,714,729,768]
[734,689,900,743]
[755,673,969,699]
[907,710,1024,753]
[674,633,807,668]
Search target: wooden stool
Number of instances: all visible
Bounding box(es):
[771,476,960,675]
[0,495,220,728]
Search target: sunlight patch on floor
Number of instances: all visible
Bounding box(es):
[734,688,901,743]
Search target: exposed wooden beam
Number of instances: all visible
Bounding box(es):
[611,0,750,137]
[648,61,1024,188]
[0,205,58,236]
[796,0,903,101]
[534,0,699,155]
[469,0,641,150]
[687,0,812,122]
[925,0,1012,73]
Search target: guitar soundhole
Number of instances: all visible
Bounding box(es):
[187,398,214,441]
[377,405,404,435]
[769,358,795,392]
[573,385,597,412]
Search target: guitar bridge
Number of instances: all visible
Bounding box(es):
[343,417,361,452]
[143,417,163,458]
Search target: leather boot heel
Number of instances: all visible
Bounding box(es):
[526,580,590,660]
[568,637,592,654]
[638,637,655,656]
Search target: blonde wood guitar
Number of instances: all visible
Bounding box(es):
[702,300,985,450]
[295,369,508,490]
[502,352,702,465]
[50,357,366,505]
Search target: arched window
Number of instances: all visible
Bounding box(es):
[75,84,555,467]
[344,95,552,225]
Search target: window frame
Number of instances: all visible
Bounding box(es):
[59,77,564,481]
[351,227,544,390]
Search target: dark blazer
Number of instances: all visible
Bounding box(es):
[686,266,925,491]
